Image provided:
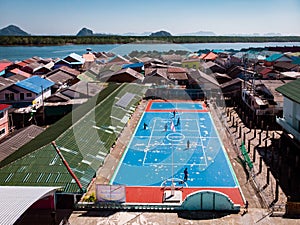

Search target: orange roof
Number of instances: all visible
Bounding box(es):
[82,53,96,62]
[200,52,218,60]
[0,62,12,71]
[10,68,32,78]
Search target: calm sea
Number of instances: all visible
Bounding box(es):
[1,42,300,61]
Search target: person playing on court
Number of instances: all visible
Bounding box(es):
[187,139,190,149]
[184,168,188,182]
[143,122,148,130]
[164,123,167,132]
[177,117,180,126]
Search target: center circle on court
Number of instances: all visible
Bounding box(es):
[167,132,185,142]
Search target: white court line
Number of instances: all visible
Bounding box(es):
[143,162,207,166]
[197,118,208,167]
[142,119,157,165]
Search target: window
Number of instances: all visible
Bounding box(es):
[5,93,14,101]
[0,111,4,119]
[26,93,32,97]
[0,128,5,136]
[20,93,24,100]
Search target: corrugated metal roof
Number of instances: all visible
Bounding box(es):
[0,125,44,162]
[275,79,300,104]
[0,62,12,71]
[15,76,55,94]
[122,62,144,69]
[67,53,85,64]
[265,53,284,62]
[0,186,60,225]
[10,68,32,78]
[0,83,148,193]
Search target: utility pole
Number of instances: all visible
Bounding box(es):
[41,85,45,125]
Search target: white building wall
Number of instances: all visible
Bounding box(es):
[0,86,51,105]
[283,97,300,131]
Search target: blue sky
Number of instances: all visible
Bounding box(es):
[1,0,299,35]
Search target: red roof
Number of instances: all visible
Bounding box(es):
[0,104,11,111]
[260,68,273,76]
[0,62,12,71]
[10,68,32,78]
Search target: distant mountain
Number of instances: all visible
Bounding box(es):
[77,27,93,36]
[76,28,118,36]
[178,31,216,36]
[0,25,30,36]
[149,30,172,37]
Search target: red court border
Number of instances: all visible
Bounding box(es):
[125,186,244,206]
[145,100,208,113]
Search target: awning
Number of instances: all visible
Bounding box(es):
[0,186,60,225]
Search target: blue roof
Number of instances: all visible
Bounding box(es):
[122,62,144,69]
[291,56,300,65]
[15,76,55,94]
[265,53,284,62]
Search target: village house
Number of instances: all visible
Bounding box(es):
[44,66,80,92]
[82,52,96,70]
[182,58,201,69]
[257,67,277,79]
[0,104,11,140]
[122,62,144,73]
[264,53,292,67]
[54,53,85,70]
[276,79,300,142]
[273,61,299,72]
[167,67,188,86]
[143,68,169,85]
[8,68,31,78]
[200,61,226,74]
[0,76,54,107]
[199,51,218,62]
[0,61,13,76]
[100,68,144,83]
[107,55,130,65]
[0,74,26,96]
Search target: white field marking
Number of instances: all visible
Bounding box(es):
[142,119,157,165]
[49,154,59,166]
[197,118,208,168]
[60,147,78,155]
[143,162,207,166]
[81,159,92,165]
[97,151,107,157]
[110,115,121,121]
